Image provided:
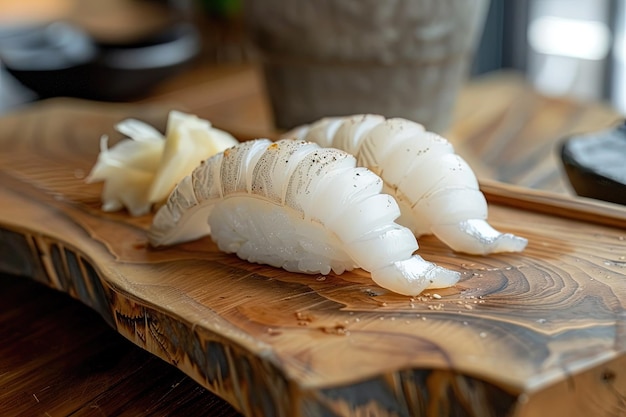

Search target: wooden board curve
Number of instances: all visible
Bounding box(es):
[1,99,625,417]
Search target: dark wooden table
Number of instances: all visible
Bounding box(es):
[0,272,240,416]
[0,63,623,417]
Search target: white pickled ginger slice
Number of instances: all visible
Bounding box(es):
[148,111,238,204]
[87,111,238,216]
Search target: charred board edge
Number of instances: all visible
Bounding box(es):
[0,223,533,417]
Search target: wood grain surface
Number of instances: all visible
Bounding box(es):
[1,72,625,416]
[448,72,624,194]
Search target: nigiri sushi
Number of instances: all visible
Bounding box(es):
[285,115,528,255]
[149,139,460,296]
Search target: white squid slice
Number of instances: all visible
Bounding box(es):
[149,139,460,296]
[285,115,528,255]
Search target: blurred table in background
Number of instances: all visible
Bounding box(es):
[0,0,177,41]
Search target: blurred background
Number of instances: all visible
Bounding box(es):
[0,0,624,115]
[473,0,625,114]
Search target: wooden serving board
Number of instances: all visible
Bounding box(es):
[1,99,626,417]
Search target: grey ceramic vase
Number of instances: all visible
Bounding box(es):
[243,0,490,132]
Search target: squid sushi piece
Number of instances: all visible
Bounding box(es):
[285,115,527,255]
[149,139,460,296]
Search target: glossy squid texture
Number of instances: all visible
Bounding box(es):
[285,114,527,255]
[149,139,460,296]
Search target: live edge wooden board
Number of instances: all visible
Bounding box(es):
[1,100,626,417]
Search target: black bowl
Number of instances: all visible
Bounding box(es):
[560,120,626,205]
[0,21,200,101]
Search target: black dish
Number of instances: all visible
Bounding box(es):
[560,120,626,206]
[0,21,200,101]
